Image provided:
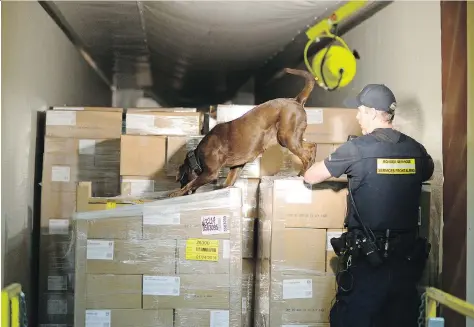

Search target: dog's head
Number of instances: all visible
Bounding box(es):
[176,162,198,188]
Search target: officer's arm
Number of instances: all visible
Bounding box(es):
[422,153,435,182]
[304,142,360,184]
[303,160,332,184]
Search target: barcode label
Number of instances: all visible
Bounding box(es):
[47,299,68,315]
[126,114,155,130]
[48,276,68,291]
[306,108,323,124]
[210,310,230,327]
[143,276,180,296]
[201,215,230,235]
[51,166,70,182]
[79,139,96,155]
[282,279,313,299]
[48,219,69,235]
[86,240,114,260]
[46,111,76,126]
[85,310,111,327]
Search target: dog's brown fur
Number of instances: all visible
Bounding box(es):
[170,68,316,197]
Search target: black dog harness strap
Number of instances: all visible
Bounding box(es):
[185,150,203,175]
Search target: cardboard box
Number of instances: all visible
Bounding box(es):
[142,274,230,309]
[216,104,255,123]
[44,137,120,156]
[76,309,173,327]
[84,239,176,275]
[270,228,326,274]
[254,268,336,326]
[142,207,236,240]
[260,143,344,178]
[42,153,120,195]
[326,229,345,274]
[38,292,74,325]
[219,158,261,179]
[259,177,348,229]
[45,109,123,139]
[175,309,232,327]
[304,108,361,143]
[177,239,230,274]
[85,274,142,309]
[125,111,202,136]
[166,136,204,177]
[120,176,179,196]
[127,107,197,112]
[120,135,167,178]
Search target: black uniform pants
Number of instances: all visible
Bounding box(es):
[329,254,421,327]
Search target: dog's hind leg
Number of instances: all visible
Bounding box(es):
[222,165,244,187]
[277,117,312,176]
[169,171,219,197]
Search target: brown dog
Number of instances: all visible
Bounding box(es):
[170,68,316,197]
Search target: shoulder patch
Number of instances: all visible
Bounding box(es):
[376,158,416,174]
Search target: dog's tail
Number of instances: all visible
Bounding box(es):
[284,68,315,106]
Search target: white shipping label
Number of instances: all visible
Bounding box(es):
[52,106,85,111]
[47,299,68,315]
[86,240,114,260]
[143,276,180,296]
[210,310,230,327]
[242,297,247,312]
[282,279,313,300]
[48,276,68,291]
[284,184,312,204]
[48,219,69,235]
[124,179,155,196]
[201,215,230,235]
[79,139,96,155]
[327,231,344,250]
[306,109,323,124]
[46,111,77,126]
[223,240,231,259]
[51,166,71,182]
[143,207,180,226]
[85,310,111,327]
[126,114,155,129]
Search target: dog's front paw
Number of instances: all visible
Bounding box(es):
[168,190,183,198]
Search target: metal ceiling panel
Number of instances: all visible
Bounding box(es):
[49,1,343,106]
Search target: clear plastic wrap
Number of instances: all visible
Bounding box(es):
[39,112,124,326]
[45,108,123,139]
[255,177,346,327]
[72,187,243,327]
[125,111,203,136]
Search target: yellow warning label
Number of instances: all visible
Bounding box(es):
[106,201,116,209]
[185,238,219,261]
[376,158,416,174]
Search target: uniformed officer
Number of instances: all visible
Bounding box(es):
[303,84,434,327]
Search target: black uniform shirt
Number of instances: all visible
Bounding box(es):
[323,128,434,231]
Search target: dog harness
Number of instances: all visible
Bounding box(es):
[185,150,203,175]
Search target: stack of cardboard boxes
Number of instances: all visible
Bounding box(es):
[39,103,365,326]
[72,187,243,327]
[254,178,347,327]
[39,107,123,326]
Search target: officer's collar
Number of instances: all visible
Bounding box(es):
[372,128,401,143]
